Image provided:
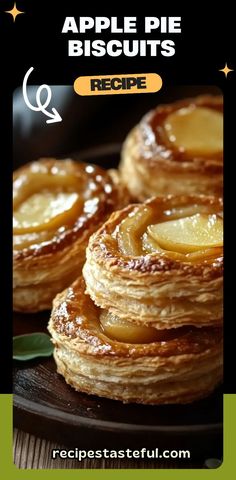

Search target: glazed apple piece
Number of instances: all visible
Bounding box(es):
[13,191,82,234]
[147,213,223,254]
[13,169,82,207]
[100,311,180,344]
[163,106,223,156]
[117,206,153,256]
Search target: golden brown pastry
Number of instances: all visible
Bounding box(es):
[48,194,223,404]
[83,195,223,330]
[13,158,129,312]
[48,276,222,404]
[120,95,223,200]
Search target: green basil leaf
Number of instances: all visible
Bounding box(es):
[13,333,53,361]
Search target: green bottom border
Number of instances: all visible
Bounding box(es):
[1,394,235,477]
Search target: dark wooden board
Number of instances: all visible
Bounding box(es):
[13,146,223,460]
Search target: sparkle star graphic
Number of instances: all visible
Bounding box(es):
[5,2,24,22]
[219,63,234,78]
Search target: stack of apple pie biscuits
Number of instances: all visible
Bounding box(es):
[13,94,223,404]
[48,95,223,404]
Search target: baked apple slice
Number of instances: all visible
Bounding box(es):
[147,213,223,254]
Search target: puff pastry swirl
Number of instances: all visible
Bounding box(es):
[83,195,223,329]
[13,158,129,312]
[48,277,222,404]
[120,95,223,200]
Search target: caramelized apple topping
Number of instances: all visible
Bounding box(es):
[100,311,181,344]
[116,201,223,263]
[13,192,82,234]
[146,213,223,254]
[117,206,153,256]
[163,106,223,156]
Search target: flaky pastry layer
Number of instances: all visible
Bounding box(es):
[48,277,222,404]
[83,195,223,329]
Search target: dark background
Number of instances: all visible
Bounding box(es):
[0,2,233,393]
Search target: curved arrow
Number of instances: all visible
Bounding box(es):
[22,67,62,124]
